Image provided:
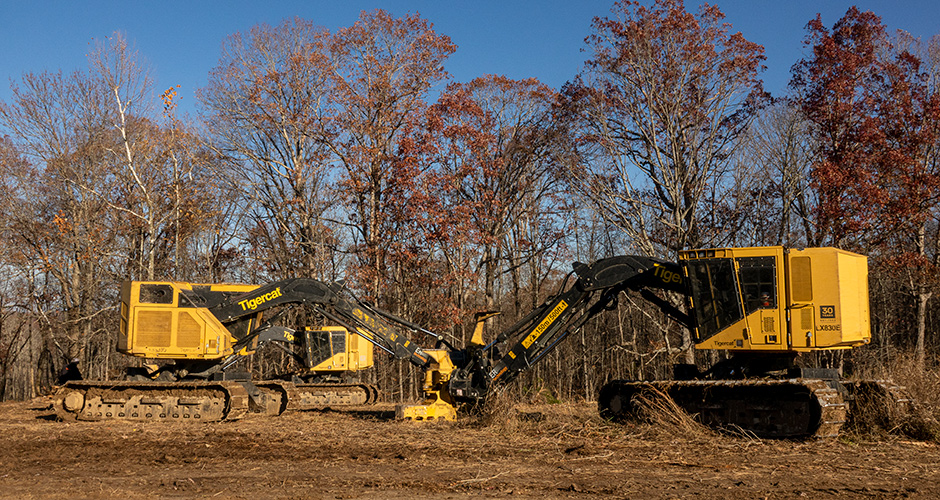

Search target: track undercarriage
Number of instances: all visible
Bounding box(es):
[598,377,912,439]
[53,379,379,422]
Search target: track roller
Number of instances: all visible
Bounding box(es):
[286,382,379,410]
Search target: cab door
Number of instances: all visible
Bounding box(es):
[736,254,784,347]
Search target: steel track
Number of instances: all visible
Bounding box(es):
[598,378,849,438]
[53,379,381,423]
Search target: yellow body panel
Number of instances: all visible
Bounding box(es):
[680,246,870,353]
[119,281,257,360]
[787,247,870,349]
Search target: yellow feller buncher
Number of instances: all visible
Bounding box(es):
[55,246,909,437]
[594,246,896,438]
[54,279,438,421]
[419,246,908,438]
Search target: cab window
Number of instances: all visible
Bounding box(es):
[736,256,777,314]
[685,258,744,340]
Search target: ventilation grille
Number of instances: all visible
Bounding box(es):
[791,256,814,302]
[136,311,172,348]
[177,312,202,348]
[762,316,775,333]
[802,308,813,330]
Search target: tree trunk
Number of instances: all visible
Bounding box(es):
[915,222,930,370]
[916,289,930,370]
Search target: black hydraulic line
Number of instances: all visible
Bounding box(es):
[638,289,694,329]
[313,305,396,357]
[268,339,306,366]
[343,287,451,346]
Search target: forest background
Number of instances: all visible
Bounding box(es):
[1,0,939,403]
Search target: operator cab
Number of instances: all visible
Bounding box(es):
[679,246,870,352]
[302,327,374,373]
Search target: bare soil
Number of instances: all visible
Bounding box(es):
[1,397,937,499]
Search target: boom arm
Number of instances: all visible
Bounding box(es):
[186,278,435,369]
[448,255,690,401]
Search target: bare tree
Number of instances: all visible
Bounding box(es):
[729,100,818,247]
[560,0,765,257]
[559,0,765,364]
[199,17,340,281]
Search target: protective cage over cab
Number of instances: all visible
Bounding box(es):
[678,246,870,352]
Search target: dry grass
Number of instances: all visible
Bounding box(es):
[477,386,519,429]
[464,385,705,444]
[883,356,940,441]
[845,381,914,436]
[484,384,720,443]
[624,385,716,441]
[848,351,940,442]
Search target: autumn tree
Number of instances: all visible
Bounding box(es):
[791,8,897,246]
[890,32,940,369]
[0,66,120,382]
[327,10,456,305]
[150,86,237,281]
[11,34,217,284]
[792,9,940,367]
[0,32,217,393]
[327,11,455,400]
[427,75,563,320]
[200,11,455,294]
[560,0,766,258]
[200,12,456,400]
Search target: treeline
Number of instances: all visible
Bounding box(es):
[1,1,938,402]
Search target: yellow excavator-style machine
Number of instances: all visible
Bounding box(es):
[596,246,885,438]
[54,279,437,422]
[434,246,902,437]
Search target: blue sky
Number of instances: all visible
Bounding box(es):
[1,1,939,116]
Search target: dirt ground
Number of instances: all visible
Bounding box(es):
[0,398,937,500]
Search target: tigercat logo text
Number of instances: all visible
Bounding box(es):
[653,264,683,285]
[522,300,568,349]
[238,287,283,311]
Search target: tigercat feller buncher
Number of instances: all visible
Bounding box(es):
[54,278,442,422]
[422,246,906,438]
[593,246,893,438]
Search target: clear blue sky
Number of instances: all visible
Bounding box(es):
[1,1,939,116]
